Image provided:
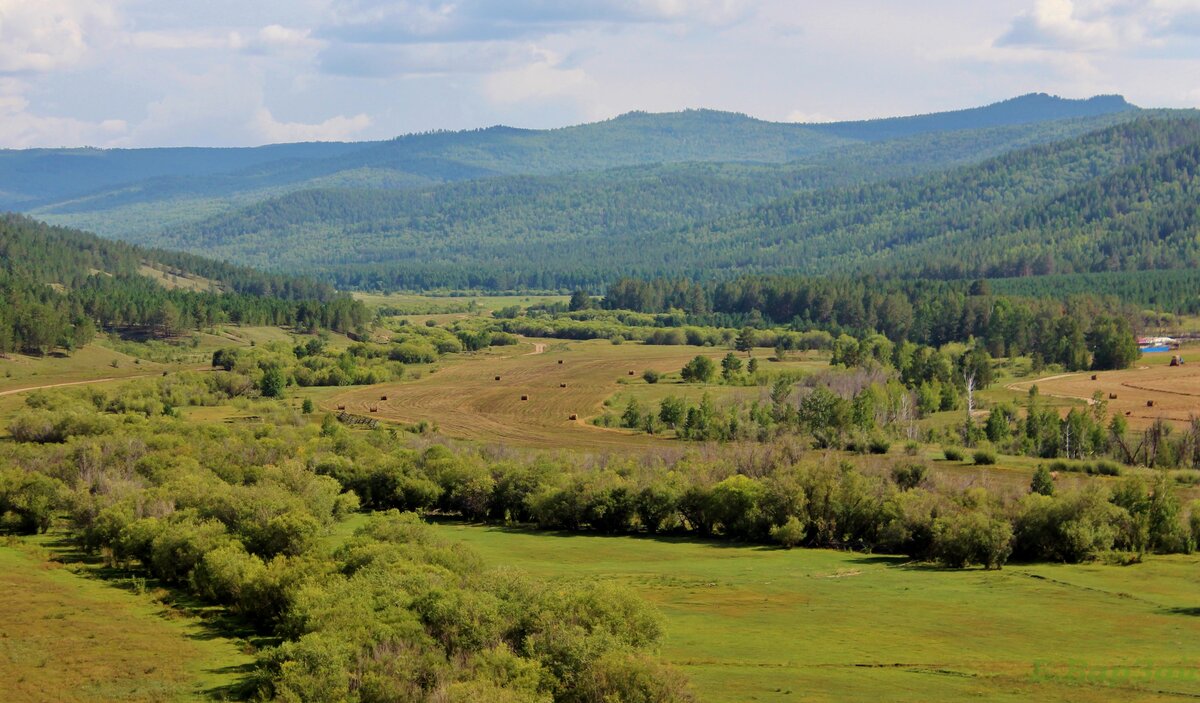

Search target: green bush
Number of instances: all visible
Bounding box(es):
[769,516,806,548]
[942,446,964,461]
[972,449,997,465]
[868,438,891,455]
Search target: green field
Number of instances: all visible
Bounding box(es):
[430,522,1200,703]
[0,540,252,702]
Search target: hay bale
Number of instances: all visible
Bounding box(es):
[569,414,578,421]
[380,395,388,401]
[1147,400,1155,408]
[560,383,567,388]
[628,370,635,376]
[558,360,564,365]
[495,376,501,381]
[521,395,529,401]
[1109,393,1118,400]
[1091,374,1098,381]
[337,404,346,411]
[369,406,379,413]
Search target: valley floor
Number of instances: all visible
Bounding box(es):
[431,522,1200,703]
[0,539,252,702]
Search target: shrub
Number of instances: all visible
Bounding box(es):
[1031,465,1054,496]
[891,463,928,491]
[942,446,963,462]
[389,342,438,363]
[932,509,1013,569]
[904,441,921,456]
[642,369,661,384]
[868,438,891,455]
[972,449,997,465]
[769,516,806,548]
[680,355,716,383]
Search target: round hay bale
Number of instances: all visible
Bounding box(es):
[1147,400,1155,407]
[628,370,635,376]
[558,360,564,365]
[495,376,501,381]
[1091,374,1098,381]
[569,414,578,421]
[1109,393,1118,400]
[560,383,567,388]
[521,395,529,401]
[380,395,388,401]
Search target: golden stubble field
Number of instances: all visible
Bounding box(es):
[328,339,752,451]
[1009,351,1200,430]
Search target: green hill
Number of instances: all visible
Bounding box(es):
[0,215,367,355]
[25,93,1138,241]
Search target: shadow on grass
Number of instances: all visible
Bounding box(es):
[39,530,267,700]
[429,517,780,551]
[1165,606,1200,616]
[204,662,260,701]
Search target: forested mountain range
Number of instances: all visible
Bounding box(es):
[24,93,1136,240]
[98,112,1200,292]
[16,92,1200,296]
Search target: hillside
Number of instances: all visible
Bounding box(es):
[113,112,1194,291]
[25,93,1138,241]
[0,215,367,355]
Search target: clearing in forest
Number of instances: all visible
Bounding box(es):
[328,339,748,450]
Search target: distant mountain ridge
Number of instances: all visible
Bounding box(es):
[806,93,1136,141]
[6,92,1189,294]
[8,93,1137,212]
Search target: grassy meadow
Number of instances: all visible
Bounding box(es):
[0,538,252,702]
[430,522,1200,703]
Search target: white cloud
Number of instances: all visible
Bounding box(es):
[0,0,119,73]
[786,110,836,124]
[483,48,591,104]
[0,78,126,147]
[252,106,371,142]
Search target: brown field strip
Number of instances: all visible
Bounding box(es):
[1010,356,1200,429]
[327,339,735,450]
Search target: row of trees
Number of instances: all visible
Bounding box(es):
[602,275,1141,370]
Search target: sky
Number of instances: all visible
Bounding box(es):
[2,0,1199,148]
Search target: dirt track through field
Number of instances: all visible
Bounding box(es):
[0,375,158,397]
[327,339,730,450]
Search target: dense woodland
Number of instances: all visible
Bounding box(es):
[0,215,370,355]
[116,113,1169,291]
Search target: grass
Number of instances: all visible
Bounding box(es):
[354,292,570,314]
[430,522,1200,703]
[0,538,253,702]
[325,338,742,451]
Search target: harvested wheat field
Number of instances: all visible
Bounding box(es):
[327,338,736,450]
[1010,351,1200,429]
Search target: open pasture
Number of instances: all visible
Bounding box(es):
[1010,350,1200,429]
[328,339,743,450]
[433,522,1200,703]
[0,542,251,702]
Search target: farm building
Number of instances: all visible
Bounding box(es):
[1138,336,1177,353]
